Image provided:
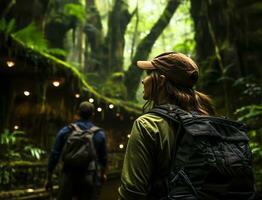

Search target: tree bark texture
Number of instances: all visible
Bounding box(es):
[101,0,133,75]
[84,0,103,72]
[190,0,262,113]
[44,0,79,56]
[0,0,49,31]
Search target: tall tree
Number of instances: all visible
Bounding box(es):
[44,0,79,53]
[84,0,103,72]
[85,0,134,76]
[125,0,180,99]
[0,0,49,31]
[190,0,262,113]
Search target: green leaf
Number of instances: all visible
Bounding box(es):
[13,23,49,51]
[0,18,6,32]
[63,3,86,23]
[235,104,262,121]
[6,18,16,35]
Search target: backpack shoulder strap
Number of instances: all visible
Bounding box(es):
[148,104,184,167]
[69,123,82,132]
[148,104,192,123]
[88,126,101,134]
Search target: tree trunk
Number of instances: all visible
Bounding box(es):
[190,0,262,113]
[84,0,103,72]
[125,0,180,100]
[1,0,49,31]
[101,0,133,76]
[44,0,79,59]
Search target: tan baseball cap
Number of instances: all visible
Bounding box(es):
[137,52,199,87]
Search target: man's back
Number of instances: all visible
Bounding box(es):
[47,120,107,200]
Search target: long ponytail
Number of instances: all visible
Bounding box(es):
[194,90,215,115]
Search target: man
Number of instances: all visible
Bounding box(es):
[45,101,107,200]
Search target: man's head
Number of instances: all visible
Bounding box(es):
[137,52,199,88]
[78,101,94,120]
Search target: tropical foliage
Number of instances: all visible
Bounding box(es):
[0,129,45,161]
[235,105,262,189]
[0,0,261,194]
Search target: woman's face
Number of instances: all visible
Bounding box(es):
[142,74,153,100]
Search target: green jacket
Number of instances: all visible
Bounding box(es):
[118,113,176,200]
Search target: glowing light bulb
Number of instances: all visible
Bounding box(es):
[109,104,114,109]
[127,134,131,138]
[52,81,60,87]
[27,188,34,192]
[89,98,94,103]
[14,125,19,130]
[116,112,120,117]
[6,61,15,67]
[119,144,124,149]
[24,91,30,96]
[97,107,102,112]
[75,93,80,98]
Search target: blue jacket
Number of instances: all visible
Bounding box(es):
[47,119,107,173]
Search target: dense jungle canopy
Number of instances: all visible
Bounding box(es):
[0,0,262,196]
[1,0,261,108]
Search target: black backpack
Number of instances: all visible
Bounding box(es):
[149,104,256,200]
[61,124,100,171]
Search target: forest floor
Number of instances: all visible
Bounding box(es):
[99,178,120,200]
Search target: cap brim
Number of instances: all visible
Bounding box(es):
[137,61,156,70]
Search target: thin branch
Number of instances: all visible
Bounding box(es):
[130,1,139,61]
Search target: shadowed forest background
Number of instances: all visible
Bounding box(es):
[0,0,261,199]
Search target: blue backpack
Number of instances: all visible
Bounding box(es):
[149,104,256,200]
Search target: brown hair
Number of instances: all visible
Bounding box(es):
[143,70,215,115]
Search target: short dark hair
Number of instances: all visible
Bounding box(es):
[78,101,94,119]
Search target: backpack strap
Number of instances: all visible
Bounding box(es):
[69,123,82,133]
[148,104,183,166]
[69,124,101,135]
[153,104,195,120]
[88,126,101,134]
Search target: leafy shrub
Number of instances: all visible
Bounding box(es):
[235,104,262,191]
[13,23,49,51]
[0,129,45,162]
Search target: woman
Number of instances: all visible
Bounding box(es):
[118,52,215,200]
[118,52,255,200]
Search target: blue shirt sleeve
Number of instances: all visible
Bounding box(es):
[93,130,108,168]
[47,126,71,172]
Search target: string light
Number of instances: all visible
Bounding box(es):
[6,60,15,67]
[14,125,19,130]
[119,144,124,149]
[52,81,60,87]
[27,188,34,192]
[97,107,102,112]
[75,93,80,98]
[127,134,131,138]
[116,112,120,117]
[24,91,30,96]
[109,104,114,109]
[89,98,94,103]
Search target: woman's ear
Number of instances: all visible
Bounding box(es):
[159,75,166,87]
